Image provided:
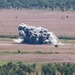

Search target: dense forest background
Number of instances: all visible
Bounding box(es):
[0,0,75,11]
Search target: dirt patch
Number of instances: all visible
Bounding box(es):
[0,41,75,53]
[0,54,75,63]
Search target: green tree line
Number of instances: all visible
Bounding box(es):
[0,0,75,11]
[42,63,75,75]
[0,61,36,75]
[0,62,75,75]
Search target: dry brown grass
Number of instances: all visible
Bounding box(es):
[0,40,75,63]
[0,9,75,37]
[0,9,75,63]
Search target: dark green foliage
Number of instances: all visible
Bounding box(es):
[55,63,75,75]
[42,64,57,75]
[42,63,75,75]
[0,62,36,75]
[0,62,75,75]
[0,0,75,11]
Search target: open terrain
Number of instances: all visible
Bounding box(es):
[0,39,75,63]
[0,9,75,37]
[0,9,75,63]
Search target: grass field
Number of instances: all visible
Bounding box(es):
[0,9,75,64]
[0,9,75,37]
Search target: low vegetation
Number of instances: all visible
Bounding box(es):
[0,38,12,41]
[0,62,75,75]
[0,35,18,39]
[0,35,75,44]
[60,39,75,44]
[0,35,75,40]
[0,51,59,56]
[58,36,75,40]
